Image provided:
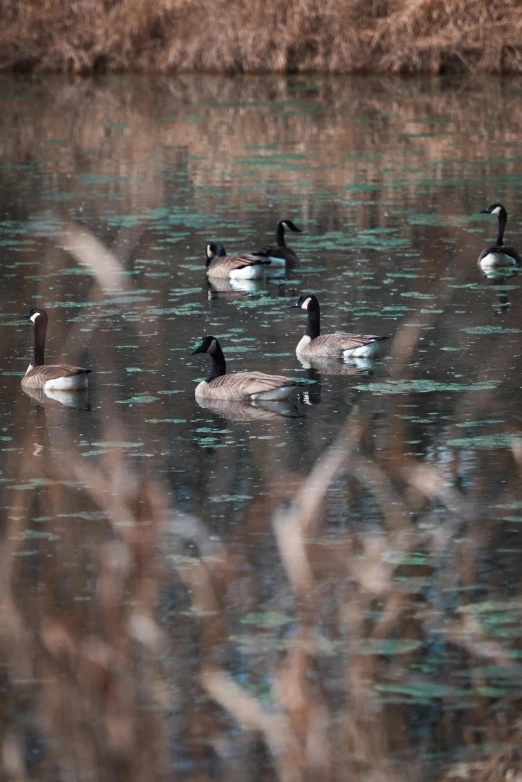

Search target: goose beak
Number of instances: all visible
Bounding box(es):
[190,344,204,355]
[23,312,31,319]
[480,208,491,214]
[288,302,300,309]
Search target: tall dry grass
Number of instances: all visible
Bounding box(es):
[1,0,522,75]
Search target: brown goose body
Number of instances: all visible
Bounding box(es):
[254,245,298,264]
[478,244,521,267]
[22,364,91,390]
[191,336,300,402]
[196,371,297,401]
[206,243,270,280]
[296,333,387,358]
[22,308,91,391]
[290,295,388,360]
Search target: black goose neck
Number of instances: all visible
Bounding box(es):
[33,316,47,366]
[276,222,286,247]
[497,209,507,246]
[207,343,226,382]
[306,302,320,339]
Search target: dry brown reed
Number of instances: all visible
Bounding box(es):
[2,214,522,781]
[1,0,522,75]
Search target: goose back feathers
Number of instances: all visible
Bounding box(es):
[206,242,271,279]
[23,364,92,390]
[190,336,299,401]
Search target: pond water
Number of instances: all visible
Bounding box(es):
[1,74,522,780]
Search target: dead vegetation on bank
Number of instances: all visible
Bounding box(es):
[1,0,522,75]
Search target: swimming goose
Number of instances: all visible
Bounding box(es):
[478,204,521,274]
[21,308,92,391]
[206,242,271,280]
[253,220,302,268]
[289,295,388,359]
[190,336,300,401]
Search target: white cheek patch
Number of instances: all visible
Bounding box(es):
[282,221,291,230]
[206,244,214,258]
[209,339,217,353]
[491,206,502,215]
[30,313,40,323]
[301,297,312,310]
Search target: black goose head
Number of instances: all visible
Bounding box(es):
[23,306,47,323]
[289,294,319,311]
[279,220,302,234]
[480,203,506,217]
[191,335,220,356]
[205,242,226,266]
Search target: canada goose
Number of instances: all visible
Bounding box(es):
[478,204,521,274]
[289,295,388,359]
[190,336,301,401]
[21,308,92,391]
[253,220,302,268]
[206,242,271,280]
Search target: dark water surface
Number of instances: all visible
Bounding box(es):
[1,74,522,780]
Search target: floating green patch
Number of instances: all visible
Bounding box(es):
[355,380,498,394]
[360,639,423,655]
[241,612,293,628]
[375,682,468,700]
[447,433,521,448]
[116,395,158,405]
[464,326,521,335]
[146,418,186,424]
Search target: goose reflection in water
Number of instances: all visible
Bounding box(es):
[22,385,91,410]
[206,276,265,301]
[297,353,379,375]
[479,265,519,316]
[491,282,511,316]
[297,359,375,407]
[195,396,302,421]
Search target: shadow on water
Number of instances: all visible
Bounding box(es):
[1,74,522,780]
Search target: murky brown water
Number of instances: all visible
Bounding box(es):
[1,74,522,781]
